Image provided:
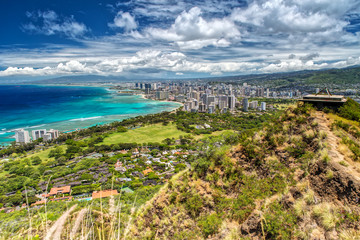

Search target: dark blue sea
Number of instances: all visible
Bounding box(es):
[0,85,180,145]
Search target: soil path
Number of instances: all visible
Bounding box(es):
[45,204,77,240]
[70,208,87,240]
[315,112,360,181]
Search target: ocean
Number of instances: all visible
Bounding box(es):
[0,85,181,146]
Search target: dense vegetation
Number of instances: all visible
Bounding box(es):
[128,103,360,239]
[0,110,272,158]
[338,98,360,122]
[0,109,275,208]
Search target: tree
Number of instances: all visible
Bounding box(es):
[117,126,128,132]
[48,146,63,159]
[80,173,94,181]
[56,156,67,165]
[31,156,42,165]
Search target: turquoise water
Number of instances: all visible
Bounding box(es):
[0,85,181,145]
[76,197,92,201]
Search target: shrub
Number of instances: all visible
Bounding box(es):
[185,193,203,217]
[264,201,297,239]
[198,213,222,238]
[339,161,349,167]
[326,170,334,179]
[320,149,330,164]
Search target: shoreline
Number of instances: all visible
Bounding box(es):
[137,93,183,107]
[0,85,182,146]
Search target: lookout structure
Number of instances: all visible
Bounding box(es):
[300,88,347,110]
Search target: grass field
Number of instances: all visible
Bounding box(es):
[101,123,188,144]
[23,145,67,161]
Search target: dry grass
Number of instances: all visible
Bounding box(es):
[291,135,303,144]
[318,130,327,140]
[320,149,330,164]
[296,180,309,192]
[294,199,306,217]
[339,229,360,240]
[304,129,315,139]
[304,189,315,205]
[312,203,338,230]
[338,144,354,159]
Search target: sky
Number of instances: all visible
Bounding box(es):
[0,0,360,80]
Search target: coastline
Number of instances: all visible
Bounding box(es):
[137,93,183,108]
[0,85,182,146]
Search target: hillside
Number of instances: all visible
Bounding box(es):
[1,103,360,239]
[127,104,360,239]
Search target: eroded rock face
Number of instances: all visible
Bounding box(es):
[309,161,360,205]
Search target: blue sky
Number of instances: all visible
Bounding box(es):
[1,0,360,80]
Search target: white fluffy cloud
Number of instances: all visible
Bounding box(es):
[3,49,359,77]
[109,12,137,32]
[231,0,353,33]
[4,1,360,78]
[146,7,240,49]
[23,10,88,38]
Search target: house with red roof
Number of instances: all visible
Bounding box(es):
[92,189,118,199]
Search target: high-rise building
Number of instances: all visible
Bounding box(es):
[156,91,169,100]
[206,95,215,107]
[198,103,207,113]
[242,98,249,112]
[32,129,47,140]
[208,104,215,114]
[249,101,258,109]
[43,133,52,142]
[228,95,236,110]
[260,102,266,111]
[47,129,59,140]
[15,129,31,144]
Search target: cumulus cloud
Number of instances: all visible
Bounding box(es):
[23,10,88,38]
[4,0,360,78]
[260,59,329,73]
[231,0,352,33]
[230,0,360,46]
[1,50,360,77]
[146,7,240,49]
[109,11,137,32]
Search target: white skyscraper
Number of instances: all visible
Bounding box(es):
[15,129,31,144]
[47,129,59,140]
[32,129,47,140]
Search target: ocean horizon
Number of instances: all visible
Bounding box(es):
[0,85,181,145]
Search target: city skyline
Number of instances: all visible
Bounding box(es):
[1,0,360,81]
